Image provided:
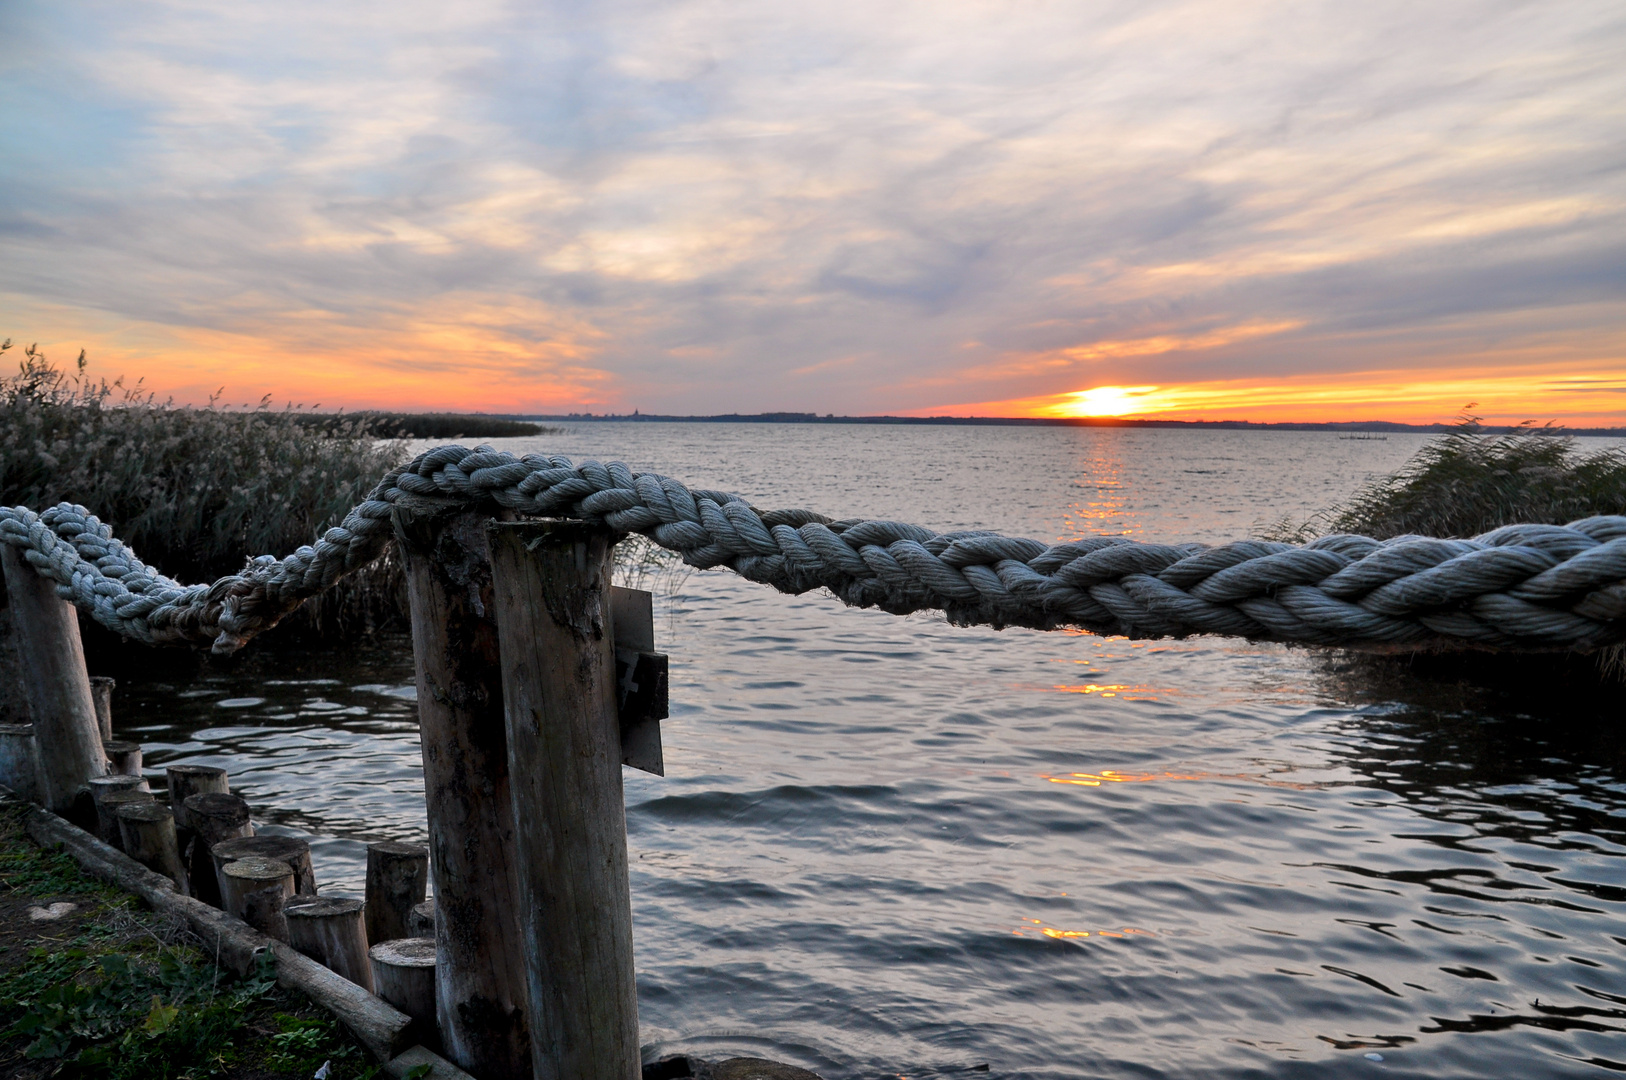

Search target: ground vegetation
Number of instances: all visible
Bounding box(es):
[0,803,376,1079]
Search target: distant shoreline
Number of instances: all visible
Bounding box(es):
[507,412,1626,438]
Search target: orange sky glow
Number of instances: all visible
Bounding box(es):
[5,3,1625,429]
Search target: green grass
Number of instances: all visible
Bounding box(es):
[0,804,377,1079]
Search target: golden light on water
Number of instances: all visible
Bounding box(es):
[1044,769,1210,787]
[1014,917,1156,940]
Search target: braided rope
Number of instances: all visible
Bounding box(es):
[3,444,1625,655]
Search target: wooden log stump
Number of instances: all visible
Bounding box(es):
[286,896,374,992]
[103,740,142,778]
[489,520,638,1080]
[89,773,148,804]
[1,544,107,819]
[167,764,231,824]
[114,801,189,893]
[220,856,295,942]
[184,792,253,907]
[364,841,428,944]
[0,724,39,804]
[89,676,115,741]
[212,834,317,898]
[370,937,438,1042]
[95,786,155,850]
[409,898,436,939]
[167,764,230,882]
[394,506,530,1079]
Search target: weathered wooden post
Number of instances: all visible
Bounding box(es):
[115,801,189,893]
[0,724,39,803]
[89,676,115,741]
[88,772,148,815]
[394,506,531,1080]
[364,841,428,944]
[408,898,437,938]
[488,520,639,1080]
[168,764,231,820]
[370,938,438,1038]
[0,545,107,819]
[95,786,155,849]
[184,792,253,906]
[103,740,142,777]
[212,834,316,897]
[221,856,295,941]
[287,897,375,992]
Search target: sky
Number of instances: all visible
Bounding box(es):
[1,1,1624,424]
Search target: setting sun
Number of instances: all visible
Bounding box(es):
[1046,386,1163,418]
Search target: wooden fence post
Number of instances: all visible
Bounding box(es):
[115,801,189,893]
[393,506,531,1080]
[365,841,428,944]
[89,676,115,741]
[221,856,295,941]
[0,545,107,819]
[184,792,254,906]
[487,520,639,1080]
[287,896,374,992]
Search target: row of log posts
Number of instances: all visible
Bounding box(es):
[7,506,647,1078]
[1,544,107,820]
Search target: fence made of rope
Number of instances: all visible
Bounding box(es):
[3,445,1624,655]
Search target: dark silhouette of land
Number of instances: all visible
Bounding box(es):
[507,411,1626,437]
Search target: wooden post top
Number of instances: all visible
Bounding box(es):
[222,856,294,883]
[112,800,172,824]
[213,835,309,865]
[167,764,228,782]
[370,938,437,966]
[286,896,364,919]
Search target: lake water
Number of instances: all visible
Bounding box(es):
[110,424,1626,1078]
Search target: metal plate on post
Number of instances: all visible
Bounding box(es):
[610,586,666,776]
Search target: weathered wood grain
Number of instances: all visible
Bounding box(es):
[394,506,531,1080]
[1,544,106,818]
[489,520,640,1080]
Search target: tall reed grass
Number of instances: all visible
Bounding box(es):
[0,341,408,637]
[1321,417,1626,540]
[1279,416,1626,681]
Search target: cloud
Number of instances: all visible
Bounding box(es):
[1,0,1623,421]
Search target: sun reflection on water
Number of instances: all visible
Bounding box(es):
[1014,917,1156,941]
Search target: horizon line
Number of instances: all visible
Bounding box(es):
[489,412,1626,437]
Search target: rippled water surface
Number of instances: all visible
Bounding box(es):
[110,425,1626,1078]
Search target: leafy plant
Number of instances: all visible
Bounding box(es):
[0,945,373,1078]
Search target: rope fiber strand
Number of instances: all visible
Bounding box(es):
[4,444,1626,655]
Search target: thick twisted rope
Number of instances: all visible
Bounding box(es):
[3,444,1625,655]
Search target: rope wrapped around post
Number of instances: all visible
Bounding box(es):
[2,444,1625,655]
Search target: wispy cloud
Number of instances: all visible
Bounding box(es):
[2,0,1623,421]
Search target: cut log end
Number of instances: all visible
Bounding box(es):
[114,800,188,894]
[213,834,316,897]
[287,896,374,993]
[370,937,438,1043]
[221,856,295,942]
[365,841,429,945]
